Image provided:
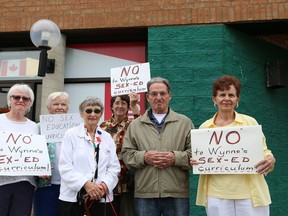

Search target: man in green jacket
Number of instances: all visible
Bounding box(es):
[122,77,194,216]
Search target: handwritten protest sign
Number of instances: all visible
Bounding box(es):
[110,62,151,96]
[0,131,51,176]
[191,125,264,174]
[40,113,82,143]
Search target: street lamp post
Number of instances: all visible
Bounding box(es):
[30,19,61,77]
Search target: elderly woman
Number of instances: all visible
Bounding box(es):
[34,91,70,216]
[0,83,38,216]
[59,96,120,216]
[100,92,139,216]
[191,75,275,216]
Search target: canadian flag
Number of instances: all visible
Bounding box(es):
[0,58,39,77]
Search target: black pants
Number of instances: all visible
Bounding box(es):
[60,200,115,216]
[0,181,34,216]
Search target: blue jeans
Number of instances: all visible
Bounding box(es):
[134,198,189,216]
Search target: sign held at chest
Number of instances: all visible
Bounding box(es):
[191,125,264,174]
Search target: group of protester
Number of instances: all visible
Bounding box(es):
[0,75,275,216]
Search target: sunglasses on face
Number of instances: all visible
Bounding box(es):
[10,95,31,102]
[84,108,102,114]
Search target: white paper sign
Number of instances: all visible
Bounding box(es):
[0,131,51,176]
[110,62,151,96]
[191,125,264,174]
[40,113,82,143]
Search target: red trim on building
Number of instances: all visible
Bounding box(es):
[68,42,146,63]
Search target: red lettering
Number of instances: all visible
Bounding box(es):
[6,133,21,144]
[6,156,13,164]
[198,157,206,164]
[23,136,32,144]
[209,131,223,145]
[242,157,249,162]
[133,81,144,86]
[32,157,39,162]
[120,65,140,77]
[115,83,130,89]
[231,157,239,163]
[226,131,240,144]
[131,65,139,75]
[207,158,214,163]
[0,155,6,164]
[120,66,130,77]
[24,157,39,162]
[216,157,222,163]
[198,157,225,164]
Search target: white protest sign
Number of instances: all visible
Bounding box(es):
[40,113,82,143]
[0,131,51,176]
[110,62,151,96]
[191,125,264,174]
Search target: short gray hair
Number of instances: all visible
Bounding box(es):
[47,92,70,109]
[79,96,104,112]
[7,83,34,108]
[147,77,171,93]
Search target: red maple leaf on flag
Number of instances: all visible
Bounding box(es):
[9,64,18,72]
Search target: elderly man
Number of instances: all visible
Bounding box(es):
[122,77,194,216]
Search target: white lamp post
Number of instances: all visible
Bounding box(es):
[30,19,61,77]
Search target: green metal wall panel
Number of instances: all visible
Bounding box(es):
[148,24,288,216]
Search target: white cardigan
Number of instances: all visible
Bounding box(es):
[59,123,120,202]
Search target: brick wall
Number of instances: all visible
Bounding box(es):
[1,0,288,32]
[148,24,288,216]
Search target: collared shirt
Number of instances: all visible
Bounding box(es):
[148,108,169,133]
[196,111,272,207]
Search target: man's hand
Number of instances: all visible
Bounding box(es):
[144,150,175,169]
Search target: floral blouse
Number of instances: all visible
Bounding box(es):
[100,114,138,194]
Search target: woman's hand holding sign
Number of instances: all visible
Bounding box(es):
[254,154,275,176]
[190,158,200,166]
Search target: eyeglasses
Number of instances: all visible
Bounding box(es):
[85,109,102,114]
[10,95,31,102]
[148,91,169,98]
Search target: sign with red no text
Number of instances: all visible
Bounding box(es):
[0,131,51,176]
[110,62,151,96]
[191,125,264,174]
